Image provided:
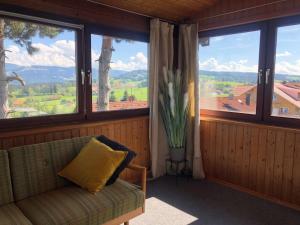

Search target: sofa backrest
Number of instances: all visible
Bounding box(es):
[0,150,14,206]
[9,136,91,201]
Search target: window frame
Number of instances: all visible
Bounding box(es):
[0,6,150,130]
[263,15,300,127]
[85,24,149,121]
[198,22,268,123]
[199,15,300,128]
[0,11,86,130]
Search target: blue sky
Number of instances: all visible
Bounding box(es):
[5,28,148,71]
[199,24,300,76]
[4,19,300,76]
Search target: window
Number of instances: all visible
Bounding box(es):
[199,16,300,127]
[0,15,82,121]
[270,24,300,119]
[90,34,148,113]
[199,26,264,119]
[0,10,149,129]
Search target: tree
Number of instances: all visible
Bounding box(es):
[96,36,113,110]
[96,37,131,110]
[121,90,129,101]
[109,90,116,102]
[0,18,63,118]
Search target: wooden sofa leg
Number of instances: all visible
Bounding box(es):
[124,222,129,225]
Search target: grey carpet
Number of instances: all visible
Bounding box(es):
[131,176,300,225]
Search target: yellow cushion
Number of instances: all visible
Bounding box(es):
[58,138,127,193]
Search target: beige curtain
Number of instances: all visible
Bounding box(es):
[178,24,205,179]
[149,19,174,178]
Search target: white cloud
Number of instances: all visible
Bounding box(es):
[92,51,147,71]
[199,57,258,73]
[275,60,300,75]
[276,51,291,57]
[6,40,76,67]
[199,57,300,75]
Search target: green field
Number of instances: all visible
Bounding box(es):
[9,83,148,118]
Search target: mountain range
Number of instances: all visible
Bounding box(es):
[4,63,299,85]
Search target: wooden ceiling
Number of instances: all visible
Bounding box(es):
[87,0,218,22]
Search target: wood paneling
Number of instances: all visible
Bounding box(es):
[195,0,300,31]
[201,117,300,209]
[0,116,150,182]
[89,0,218,22]
[0,0,149,34]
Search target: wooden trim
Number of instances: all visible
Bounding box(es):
[102,207,143,225]
[0,116,149,137]
[201,116,300,133]
[207,176,300,212]
[196,0,300,31]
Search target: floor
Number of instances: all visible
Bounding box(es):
[131,176,300,225]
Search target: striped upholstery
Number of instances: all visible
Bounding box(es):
[9,136,91,201]
[17,180,144,225]
[0,203,32,225]
[0,150,14,206]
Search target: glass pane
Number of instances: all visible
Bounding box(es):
[91,34,148,112]
[272,24,300,119]
[1,17,77,119]
[199,30,261,114]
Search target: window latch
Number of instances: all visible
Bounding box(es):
[87,70,92,85]
[266,68,271,85]
[258,69,263,84]
[81,69,85,85]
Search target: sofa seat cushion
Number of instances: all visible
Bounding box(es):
[0,203,32,225]
[17,180,144,225]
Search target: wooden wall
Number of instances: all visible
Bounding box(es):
[0,116,150,182]
[200,117,300,209]
[195,0,300,31]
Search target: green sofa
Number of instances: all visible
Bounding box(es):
[0,136,146,225]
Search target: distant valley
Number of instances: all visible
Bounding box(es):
[5,64,300,85]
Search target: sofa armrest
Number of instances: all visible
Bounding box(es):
[126,164,147,194]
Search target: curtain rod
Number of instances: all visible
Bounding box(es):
[86,0,178,25]
[197,0,288,21]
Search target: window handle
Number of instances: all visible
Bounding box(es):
[87,70,92,85]
[258,69,263,84]
[266,68,271,85]
[81,69,85,85]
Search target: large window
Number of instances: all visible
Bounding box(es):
[0,11,149,128]
[271,24,300,119]
[199,30,261,115]
[0,15,81,121]
[90,34,148,113]
[199,16,300,126]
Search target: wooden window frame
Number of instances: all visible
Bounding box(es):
[198,22,267,123]
[263,15,300,128]
[199,15,300,129]
[0,11,86,130]
[85,24,150,122]
[0,6,150,130]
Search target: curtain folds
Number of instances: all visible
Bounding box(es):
[149,19,174,178]
[178,24,205,179]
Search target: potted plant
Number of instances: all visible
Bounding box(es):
[159,67,189,161]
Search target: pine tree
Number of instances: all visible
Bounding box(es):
[109,90,116,102]
[121,90,129,101]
